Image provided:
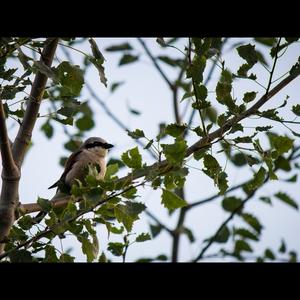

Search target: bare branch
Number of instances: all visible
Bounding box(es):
[138,38,174,90]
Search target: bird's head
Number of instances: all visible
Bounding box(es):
[81,137,114,157]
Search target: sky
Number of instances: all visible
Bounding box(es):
[1,38,300,262]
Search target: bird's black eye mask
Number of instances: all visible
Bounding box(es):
[86,141,114,149]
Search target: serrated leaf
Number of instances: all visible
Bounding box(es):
[136,232,151,242]
[181,91,194,102]
[161,139,187,165]
[279,239,286,253]
[270,136,294,155]
[165,123,186,137]
[107,242,124,256]
[55,61,84,96]
[186,54,206,84]
[127,129,145,139]
[121,146,142,169]
[161,189,187,210]
[274,192,298,210]
[237,44,258,66]
[292,104,300,116]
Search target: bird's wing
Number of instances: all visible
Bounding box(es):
[48,149,83,189]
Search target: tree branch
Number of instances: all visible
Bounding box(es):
[0,38,59,254]
[137,38,174,90]
[0,99,18,176]
[12,38,59,167]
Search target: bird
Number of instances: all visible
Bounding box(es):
[34,137,113,223]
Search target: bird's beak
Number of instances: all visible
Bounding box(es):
[105,143,114,149]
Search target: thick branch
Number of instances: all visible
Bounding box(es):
[0,100,18,176]
[12,38,59,167]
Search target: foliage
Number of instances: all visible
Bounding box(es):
[0,37,299,263]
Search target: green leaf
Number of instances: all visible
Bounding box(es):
[44,245,59,262]
[186,54,206,84]
[110,81,124,93]
[88,38,105,61]
[237,44,258,66]
[234,228,259,241]
[122,187,138,199]
[241,213,263,234]
[9,249,33,262]
[55,61,84,96]
[247,167,266,191]
[214,226,230,243]
[259,196,272,205]
[264,248,275,260]
[234,239,253,253]
[107,242,124,256]
[121,146,142,169]
[77,235,97,262]
[126,129,145,139]
[119,54,139,66]
[37,197,52,213]
[161,189,187,210]
[292,104,300,116]
[41,121,53,139]
[98,252,107,263]
[89,57,107,87]
[274,192,298,210]
[157,56,182,67]
[115,202,146,232]
[161,139,187,165]
[165,123,187,137]
[156,38,167,47]
[181,91,194,102]
[279,239,286,253]
[274,156,291,172]
[222,196,243,213]
[136,232,151,242]
[231,153,247,166]
[150,223,162,238]
[182,227,195,243]
[285,174,297,182]
[270,136,294,155]
[104,163,119,180]
[18,215,34,230]
[105,43,133,52]
[243,91,257,103]
[75,115,95,131]
[254,38,277,47]
[60,253,75,262]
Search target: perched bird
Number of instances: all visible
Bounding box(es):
[49,137,114,193]
[34,137,113,222]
